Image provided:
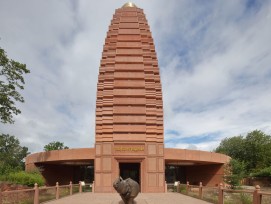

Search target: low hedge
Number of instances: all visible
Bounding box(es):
[5,171,45,187]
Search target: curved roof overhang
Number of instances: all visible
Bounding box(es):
[164,148,230,165]
[26,148,95,166]
[26,147,230,166]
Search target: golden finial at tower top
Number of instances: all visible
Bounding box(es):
[122,2,137,8]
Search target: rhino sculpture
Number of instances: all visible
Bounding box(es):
[113,177,139,204]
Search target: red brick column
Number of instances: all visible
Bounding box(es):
[34,183,39,204]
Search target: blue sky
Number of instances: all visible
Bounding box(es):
[1,0,271,153]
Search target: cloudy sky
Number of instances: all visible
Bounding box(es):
[1,0,271,153]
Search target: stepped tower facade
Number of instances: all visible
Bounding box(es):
[94,3,165,193]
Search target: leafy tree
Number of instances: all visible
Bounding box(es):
[215,130,271,175]
[0,134,29,175]
[0,47,30,124]
[215,135,246,161]
[244,130,271,171]
[44,141,69,151]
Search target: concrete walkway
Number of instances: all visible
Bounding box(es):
[45,192,211,204]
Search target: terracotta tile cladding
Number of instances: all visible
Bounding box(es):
[95,6,163,142]
[93,6,166,193]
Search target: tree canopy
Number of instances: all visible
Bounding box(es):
[0,134,29,174]
[215,135,246,161]
[44,141,69,151]
[0,47,30,124]
[215,130,271,174]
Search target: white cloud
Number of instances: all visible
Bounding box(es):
[160,0,271,149]
[0,0,271,153]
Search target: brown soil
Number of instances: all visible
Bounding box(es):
[0,182,32,192]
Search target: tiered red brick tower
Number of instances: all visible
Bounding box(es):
[24,2,230,190]
[94,3,165,192]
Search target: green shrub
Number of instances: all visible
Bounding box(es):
[225,174,242,189]
[240,193,252,204]
[250,167,271,177]
[224,159,245,189]
[224,193,252,204]
[0,164,22,176]
[179,185,186,193]
[6,171,45,186]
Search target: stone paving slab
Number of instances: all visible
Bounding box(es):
[45,192,211,204]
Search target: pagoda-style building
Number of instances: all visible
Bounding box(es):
[25,3,229,193]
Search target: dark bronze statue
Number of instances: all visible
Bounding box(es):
[113,177,139,204]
